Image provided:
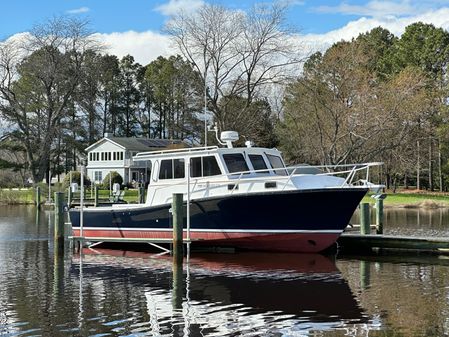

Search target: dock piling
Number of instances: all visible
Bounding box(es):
[54,192,65,248]
[360,203,370,235]
[67,187,72,207]
[172,260,183,309]
[94,185,99,207]
[139,186,145,204]
[35,186,41,208]
[375,198,384,234]
[172,193,184,263]
[360,260,371,290]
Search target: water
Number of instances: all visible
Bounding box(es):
[352,207,449,237]
[1,206,449,336]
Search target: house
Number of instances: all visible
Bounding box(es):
[85,133,183,184]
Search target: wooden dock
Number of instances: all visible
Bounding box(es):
[338,234,449,254]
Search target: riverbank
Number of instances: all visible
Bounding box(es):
[363,189,449,208]
[2,187,449,207]
[0,188,139,205]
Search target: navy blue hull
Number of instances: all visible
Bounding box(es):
[70,188,367,232]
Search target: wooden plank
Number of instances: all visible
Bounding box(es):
[339,234,449,252]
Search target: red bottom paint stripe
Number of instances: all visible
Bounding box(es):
[72,229,340,253]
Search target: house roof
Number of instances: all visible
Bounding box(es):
[85,137,183,152]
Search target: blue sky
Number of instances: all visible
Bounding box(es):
[0,0,359,38]
[2,0,449,64]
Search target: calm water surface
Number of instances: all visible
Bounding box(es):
[1,205,449,336]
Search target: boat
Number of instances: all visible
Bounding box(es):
[69,130,382,253]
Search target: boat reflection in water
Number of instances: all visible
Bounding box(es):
[73,250,366,336]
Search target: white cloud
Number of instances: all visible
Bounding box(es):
[155,0,204,16]
[66,7,90,14]
[299,7,449,54]
[315,1,415,17]
[281,0,305,6]
[93,30,173,65]
[4,6,449,69]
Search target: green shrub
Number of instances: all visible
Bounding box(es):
[62,171,91,188]
[102,171,123,189]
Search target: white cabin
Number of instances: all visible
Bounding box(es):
[85,133,182,184]
[133,145,348,207]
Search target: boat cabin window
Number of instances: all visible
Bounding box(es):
[223,153,249,174]
[190,156,222,177]
[249,154,268,173]
[266,154,287,176]
[159,159,185,180]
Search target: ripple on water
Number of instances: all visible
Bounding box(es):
[3,206,449,336]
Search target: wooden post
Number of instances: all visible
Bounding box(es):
[35,186,41,208]
[360,260,370,290]
[67,187,72,207]
[53,239,64,297]
[172,259,183,310]
[172,193,184,263]
[54,192,65,248]
[138,186,145,203]
[375,198,384,235]
[359,203,370,235]
[94,185,99,207]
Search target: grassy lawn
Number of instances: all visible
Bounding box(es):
[362,190,449,206]
[0,187,142,204]
[2,187,449,207]
[0,188,35,204]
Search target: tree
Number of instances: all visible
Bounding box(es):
[391,23,449,190]
[115,55,142,137]
[0,17,99,183]
[218,95,277,147]
[277,38,432,175]
[76,50,104,145]
[165,2,301,141]
[97,54,120,136]
[102,171,123,189]
[141,55,203,141]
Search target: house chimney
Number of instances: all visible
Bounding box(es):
[104,132,112,138]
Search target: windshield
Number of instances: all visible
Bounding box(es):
[223,153,249,174]
[249,154,268,173]
[266,154,287,176]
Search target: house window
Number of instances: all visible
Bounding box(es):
[113,152,116,160]
[89,153,92,162]
[101,152,104,161]
[108,152,111,161]
[96,153,99,161]
[120,152,124,160]
[94,171,102,182]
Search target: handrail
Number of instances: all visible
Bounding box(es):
[134,146,219,160]
[289,162,384,170]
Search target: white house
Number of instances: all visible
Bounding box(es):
[85,133,182,184]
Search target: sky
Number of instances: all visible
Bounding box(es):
[2,0,449,65]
